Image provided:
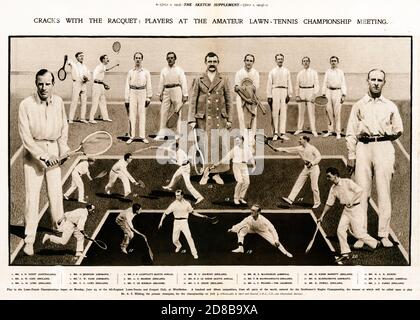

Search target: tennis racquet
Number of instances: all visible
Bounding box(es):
[112,41,121,64]
[84,234,108,250]
[255,133,277,151]
[93,170,107,179]
[57,55,68,81]
[133,146,160,154]
[54,131,113,166]
[314,95,328,107]
[166,111,179,129]
[305,211,327,254]
[192,128,205,175]
[133,229,154,261]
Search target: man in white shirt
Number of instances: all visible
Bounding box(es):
[319,167,380,263]
[155,52,188,140]
[228,204,293,257]
[63,158,95,203]
[115,203,142,254]
[267,53,293,141]
[125,52,153,144]
[278,136,321,209]
[89,54,118,124]
[295,56,320,137]
[234,54,260,147]
[346,69,403,248]
[321,56,347,139]
[18,69,70,256]
[211,136,256,205]
[105,153,139,197]
[158,190,210,259]
[67,52,90,123]
[162,141,204,204]
[42,204,95,257]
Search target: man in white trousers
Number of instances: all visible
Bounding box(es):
[115,203,142,254]
[42,204,95,257]
[124,52,153,144]
[89,54,118,124]
[155,52,188,140]
[346,69,403,248]
[278,136,321,209]
[228,204,293,257]
[105,153,139,198]
[67,52,90,123]
[210,136,256,205]
[162,141,204,204]
[63,158,95,203]
[295,56,320,137]
[18,69,70,256]
[267,53,293,141]
[319,168,380,262]
[234,54,260,147]
[321,56,347,139]
[158,190,210,259]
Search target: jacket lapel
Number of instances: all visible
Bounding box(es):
[200,73,211,90]
[208,72,222,92]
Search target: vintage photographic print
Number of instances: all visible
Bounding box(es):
[9,36,411,268]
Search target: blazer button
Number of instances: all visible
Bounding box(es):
[215,99,219,103]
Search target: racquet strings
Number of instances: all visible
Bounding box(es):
[81,132,112,156]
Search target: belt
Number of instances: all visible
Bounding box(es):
[347,202,360,208]
[130,85,146,90]
[358,135,392,144]
[174,217,187,220]
[299,85,314,89]
[327,87,341,90]
[94,80,104,84]
[34,138,56,142]
[274,86,288,89]
[181,161,190,166]
[164,83,181,89]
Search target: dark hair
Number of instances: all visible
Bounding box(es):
[134,52,143,60]
[100,55,107,62]
[205,52,219,62]
[367,68,386,80]
[86,204,95,211]
[166,52,177,59]
[124,153,132,161]
[87,158,95,163]
[244,54,255,63]
[275,53,284,60]
[35,69,55,85]
[302,136,310,142]
[251,204,262,213]
[75,52,83,59]
[175,189,184,196]
[302,56,311,63]
[132,203,141,212]
[326,167,340,177]
[330,56,339,63]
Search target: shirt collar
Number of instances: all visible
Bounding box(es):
[363,93,386,103]
[34,92,53,105]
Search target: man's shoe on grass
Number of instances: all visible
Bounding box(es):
[381,237,394,248]
[353,240,364,249]
[42,234,50,244]
[195,196,204,205]
[282,197,293,205]
[232,247,244,253]
[212,174,224,185]
[23,243,34,256]
[335,253,350,263]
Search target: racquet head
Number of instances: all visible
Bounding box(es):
[94,239,108,250]
[166,112,179,128]
[58,68,66,81]
[314,95,328,107]
[112,41,121,53]
[192,148,205,175]
[79,131,113,156]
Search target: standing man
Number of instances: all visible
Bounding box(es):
[321,56,347,139]
[115,203,142,254]
[89,54,119,124]
[267,53,293,141]
[158,190,210,259]
[162,141,204,205]
[155,52,189,140]
[234,54,260,147]
[105,153,139,198]
[210,136,256,205]
[295,56,320,137]
[63,158,95,203]
[67,52,90,123]
[42,204,95,257]
[346,69,403,248]
[188,52,233,185]
[278,136,321,209]
[125,52,153,144]
[319,168,380,262]
[228,204,293,257]
[18,69,70,256]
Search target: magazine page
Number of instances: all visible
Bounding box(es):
[1,0,419,304]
